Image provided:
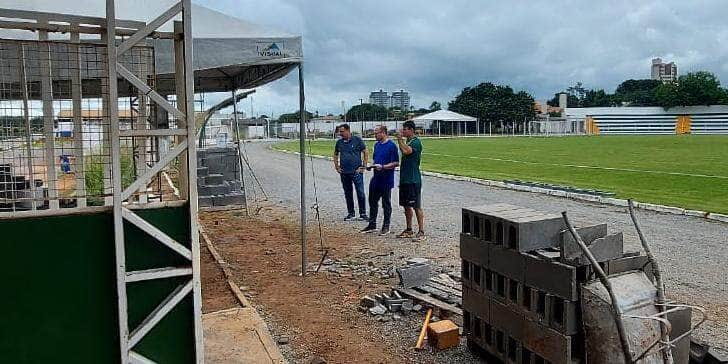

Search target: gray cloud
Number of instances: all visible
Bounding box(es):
[197,0,728,116]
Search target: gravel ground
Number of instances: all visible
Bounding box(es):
[242,141,728,353]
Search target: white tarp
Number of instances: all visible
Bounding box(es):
[412,109,477,122]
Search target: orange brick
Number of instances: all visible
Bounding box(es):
[427,320,460,350]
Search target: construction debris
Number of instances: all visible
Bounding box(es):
[308,258,397,280]
[359,288,419,317]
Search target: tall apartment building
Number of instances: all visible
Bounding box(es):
[390,90,410,110]
[369,89,390,108]
[651,58,678,82]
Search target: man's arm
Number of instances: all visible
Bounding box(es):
[397,133,413,155]
[362,148,369,167]
[333,144,341,173]
[382,144,399,170]
[358,140,368,172]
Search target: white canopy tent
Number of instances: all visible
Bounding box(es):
[412,109,478,136]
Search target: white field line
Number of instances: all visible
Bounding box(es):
[424,152,728,180]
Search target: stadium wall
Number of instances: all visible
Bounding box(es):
[565,105,728,135]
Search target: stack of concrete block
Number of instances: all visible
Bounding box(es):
[460,203,654,364]
[0,163,45,211]
[196,147,245,207]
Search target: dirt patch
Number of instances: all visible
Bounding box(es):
[200,207,413,364]
[201,238,239,314]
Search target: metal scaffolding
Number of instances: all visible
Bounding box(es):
[0,2,203,362]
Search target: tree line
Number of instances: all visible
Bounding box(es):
[275,70,728,123]
[548,71,728,109]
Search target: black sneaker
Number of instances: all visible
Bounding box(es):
[379,226,391,235]
[360,225,377,233]
[359,214,369,221]
[344,214,356,221]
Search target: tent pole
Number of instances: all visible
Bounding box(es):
[231,88,249,216]
[298,63,308,277]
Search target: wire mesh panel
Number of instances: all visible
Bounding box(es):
[0,38,182,213]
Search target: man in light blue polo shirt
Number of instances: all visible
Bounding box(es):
[333,123,369,221]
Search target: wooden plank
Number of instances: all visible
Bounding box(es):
[0,7,145,28]
[119,129,187,137]
[128,280,193,347]
[116,1,181,55]
[429,276,463,291]
[38,31,59,209]
[199,226,249,308]
[425,280,463,298]
[126,266,192,283]
[70,29,86,208]
[396,287,463,316]
[121,207,192,260]
[120,140,187,201]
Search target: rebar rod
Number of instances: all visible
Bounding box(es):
[562,211,633,363]
[628,199,673,364]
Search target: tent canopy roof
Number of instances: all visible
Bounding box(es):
[155,4,302,94]
[412,110,477,122]
[0,1,302,94]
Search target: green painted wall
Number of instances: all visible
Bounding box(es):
[0,206,196,363]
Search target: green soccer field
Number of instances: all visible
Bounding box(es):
[273,135,728,214]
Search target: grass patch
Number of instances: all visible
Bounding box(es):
[274,135,728,214]
[84,153,135,206]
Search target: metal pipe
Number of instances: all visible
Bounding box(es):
[628,199,673,364]
[562,211,634,363]
[231,89,249,216]
[298,63,307,277]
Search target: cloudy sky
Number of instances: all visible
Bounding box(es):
[184,1,728,115]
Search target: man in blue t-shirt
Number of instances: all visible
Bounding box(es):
[360,125,399,235]
[333,123,369,221]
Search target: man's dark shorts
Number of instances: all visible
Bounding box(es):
[399,183,421,208]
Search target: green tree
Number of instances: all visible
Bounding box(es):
[655,71,728,109]
[429,101,442,111]
[447,82,536,126]
[345,103,389,121]
[581,89,613,107]
[612,79,662,106]
[277,110,314,123]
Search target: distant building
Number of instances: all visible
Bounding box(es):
[651,58,677,82]
[390,90,410,110]
[369,89,390,108]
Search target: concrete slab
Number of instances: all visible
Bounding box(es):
[524,254,578,301]
[396,263,431,288]
[560,223,607,247]
[562,232,624,266]
[203,307,285,364]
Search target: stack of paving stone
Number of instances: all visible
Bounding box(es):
[196,147,244,207]
[0,163,45,212]
[460,203,655,364]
